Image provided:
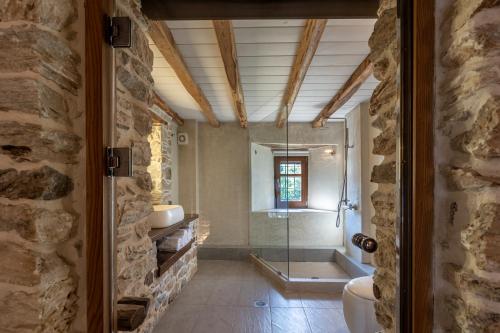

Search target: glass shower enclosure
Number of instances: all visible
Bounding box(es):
[249,117,347,281]
[248,113,290,279]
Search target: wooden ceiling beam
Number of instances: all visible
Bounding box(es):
[312,56,373,128]
[149,21,220,127]
[276,19,327,128]
[213,20,247,128]
[153,92,185,126]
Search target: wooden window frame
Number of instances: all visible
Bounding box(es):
[274,156,308,209]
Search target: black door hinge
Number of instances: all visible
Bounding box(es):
[106,147,133,177]
[106,16,132,48]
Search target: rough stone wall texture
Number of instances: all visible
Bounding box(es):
[435,0,500,331]
[368,0,399,331]
[114,0,155,304]
[115,1,196,332]
[0,0,85,332]
[148,120,175,205]
[136,221,198,333]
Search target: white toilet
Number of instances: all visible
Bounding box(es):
[342,275,381,333]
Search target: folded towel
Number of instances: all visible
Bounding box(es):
[172,229,187,239]
[158,235,183,252]
[180,227,193,241]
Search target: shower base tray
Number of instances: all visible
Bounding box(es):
[250,254,351,293]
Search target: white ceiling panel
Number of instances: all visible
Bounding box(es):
[244,90,284,97]
[240,67,295,76]
[188,76,229,84]
[187,67,227,77]
[241,76,289,84]
[234,27,304,43]
[305,66,359,76]
[149,22,237,123]
[315,42,370,55]
[236,43,299,56]
[151,18,377,124]
[288,19,376,123]
[238,56,295,67]
[177,44,223,57]
[321,26,374,42]
[152,57,171,68]
[310,55,367,66]
[183,56,224,68]
[242,83,289,91]
[170,28,218,44]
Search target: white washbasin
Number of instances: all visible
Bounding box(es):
[149,205,185,229]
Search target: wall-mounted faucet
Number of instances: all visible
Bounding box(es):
[342,200,358,211]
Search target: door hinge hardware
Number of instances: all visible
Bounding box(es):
[106,16,132,48]
[106,147,133,177]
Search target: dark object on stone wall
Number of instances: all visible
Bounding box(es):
[448,202,458,225]
[106,16,132,48]
[117,297,150,331]
[373,283,381,299]
[1,145,32,160]
[352,233,378,253]
[144,271,154,286]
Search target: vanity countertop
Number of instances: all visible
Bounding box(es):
[148,214,199,242]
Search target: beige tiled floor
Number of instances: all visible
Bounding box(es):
[154,260,349,333]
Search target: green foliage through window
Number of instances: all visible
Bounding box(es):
[279,161,302,201]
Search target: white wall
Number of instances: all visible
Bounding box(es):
[250,143,275,211]
[344,105,363,262]
[308,147,342,210]
[251,142,342,212]
[344,103,382,264]
[178,120,199,214]
[360,102,381,263]
[250,211,342,248]
[171,123,179,203]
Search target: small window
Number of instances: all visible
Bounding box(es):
[274,156,308,208]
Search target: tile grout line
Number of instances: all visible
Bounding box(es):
[301,306,315,333]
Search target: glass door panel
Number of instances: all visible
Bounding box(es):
[249,114,289,279]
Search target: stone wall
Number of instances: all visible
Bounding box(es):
[0,0,85,332]
[435,0,500,331]
[368,0,399,331]
[137,221,198,332]
[115,1,197,332]
[148,117,176,205]
[115,0,156,304]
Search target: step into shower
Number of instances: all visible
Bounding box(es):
[250,253,352,293]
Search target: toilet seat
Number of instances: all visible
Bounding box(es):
[342,276,381,333]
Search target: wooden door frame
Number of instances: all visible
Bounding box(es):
[400,0,434,332]
[84,1,435,332]
[85,0,113,332]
